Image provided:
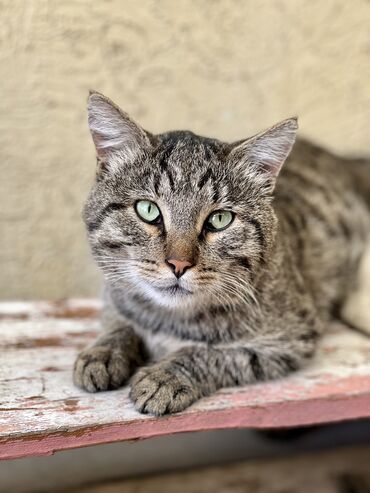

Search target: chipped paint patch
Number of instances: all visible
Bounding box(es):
[0,300,370,460]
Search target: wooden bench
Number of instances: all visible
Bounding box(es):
[1,299,370,461]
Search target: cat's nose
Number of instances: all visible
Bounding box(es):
[165,258,193,278]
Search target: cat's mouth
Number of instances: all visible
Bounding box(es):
[156,284,193,296]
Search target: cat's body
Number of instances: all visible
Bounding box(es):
[275,140,370,318]
[74,92,370,415]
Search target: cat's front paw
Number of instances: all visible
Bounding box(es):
[129,364,199,415]
[73,346,131,392]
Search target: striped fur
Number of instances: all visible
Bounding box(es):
[74,92,370,415]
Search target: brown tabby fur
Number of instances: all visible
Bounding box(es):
[73,92,370,415]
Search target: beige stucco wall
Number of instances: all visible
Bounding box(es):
[1,0,370,300]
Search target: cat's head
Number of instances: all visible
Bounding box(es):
[84,92,297,311]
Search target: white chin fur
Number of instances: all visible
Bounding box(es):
[135,279,196,310]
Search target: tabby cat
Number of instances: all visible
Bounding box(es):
[73,91,370,415]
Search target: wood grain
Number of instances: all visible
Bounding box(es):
[1,299,370,461]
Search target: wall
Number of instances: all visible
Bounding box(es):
[1,0,370,299]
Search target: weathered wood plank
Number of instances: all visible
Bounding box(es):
[1,299,370,460]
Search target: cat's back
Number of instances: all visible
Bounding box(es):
[274,138,370,315]
[275,137,369,215]
[277,138,347,195]
[274,138,350,237]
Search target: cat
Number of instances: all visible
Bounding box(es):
[73,91,370,415]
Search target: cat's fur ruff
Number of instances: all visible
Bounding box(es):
[74,92,370,415]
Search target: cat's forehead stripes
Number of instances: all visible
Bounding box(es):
[150,131,227,203]
[157,132,222,171]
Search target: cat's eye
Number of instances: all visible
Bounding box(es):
[135,200,161,224]
[205,210,234,232]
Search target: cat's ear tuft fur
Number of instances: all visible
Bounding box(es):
[230,117,298,186]
[87,91,151,162]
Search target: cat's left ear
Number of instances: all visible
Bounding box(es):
[87,91,153,168]
[229,117,298,189]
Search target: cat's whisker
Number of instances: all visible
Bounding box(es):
[218,276,259,313]
[221,272,260,307]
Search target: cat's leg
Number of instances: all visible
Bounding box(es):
[74,325,147,392]
[129,325,319,415]
[74,289,148,392]
[73,291,148,396]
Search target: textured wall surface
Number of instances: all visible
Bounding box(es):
[1,0,370,299]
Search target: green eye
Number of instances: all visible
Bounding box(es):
[135,200,161,224]
[206,210,234,231]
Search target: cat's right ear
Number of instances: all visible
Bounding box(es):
[87,91,152,172]
[228,117,298,192]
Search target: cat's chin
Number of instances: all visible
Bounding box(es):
[137,280,197,310]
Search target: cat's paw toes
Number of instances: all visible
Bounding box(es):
[73,346,131,392]
[129,365,198,415]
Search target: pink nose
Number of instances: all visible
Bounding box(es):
[166,258,193,278]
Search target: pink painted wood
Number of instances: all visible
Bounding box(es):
[1,299,370,461]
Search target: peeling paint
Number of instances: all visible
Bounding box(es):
[0,300,370,460]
